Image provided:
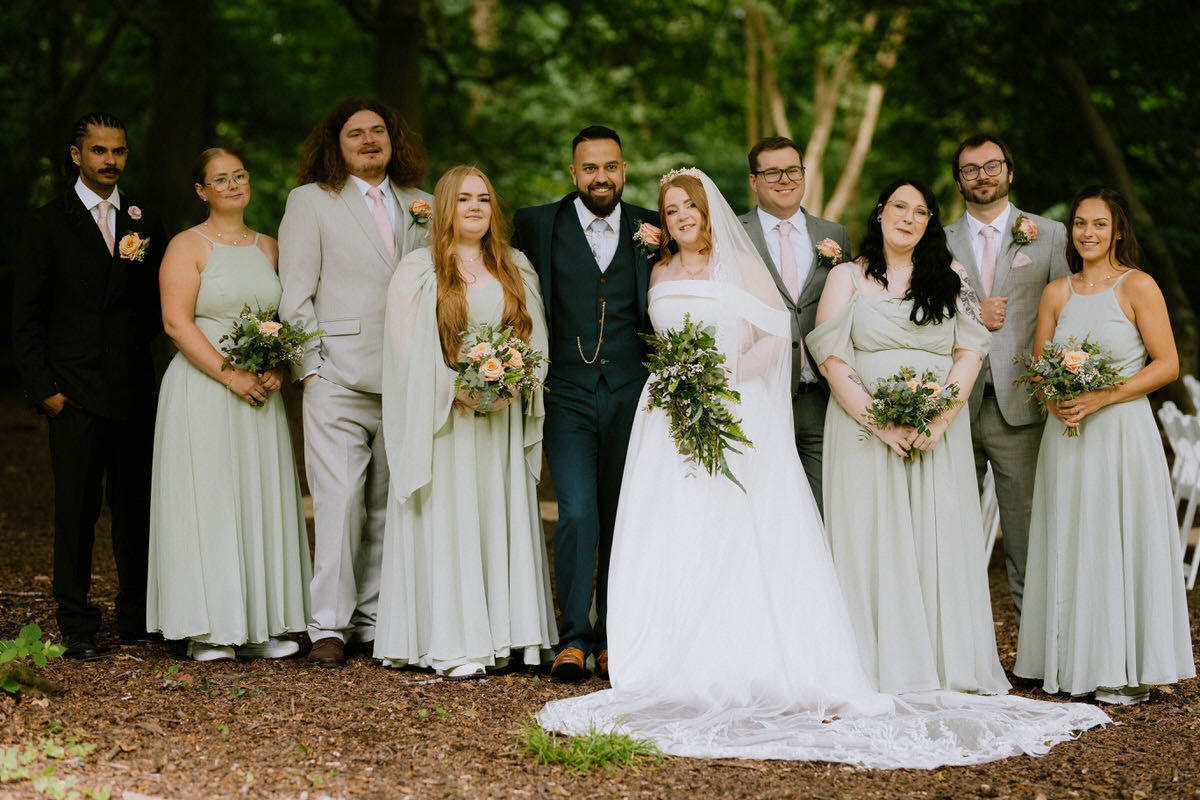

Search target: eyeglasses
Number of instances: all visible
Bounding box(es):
[205,171,250,191]
[958,160,1004,181]
[884,200,931,223]
[753,166,805,183]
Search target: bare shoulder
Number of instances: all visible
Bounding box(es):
[1118,268,1165,301]
[256,233,280,261]
[1041,275,1072,304]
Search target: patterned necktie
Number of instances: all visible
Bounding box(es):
[588,218,609,266]
[367,186,395,259]
[96,200,115,255]
[980,225,997,297]
[777,221,799,303]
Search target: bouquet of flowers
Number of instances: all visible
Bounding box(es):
[453,325,545,415]
[218,304,322,374]
[641,315,751,490]
[862,366,960,458]
[1014,335,1125,437]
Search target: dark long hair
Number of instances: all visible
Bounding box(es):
[1066,186,1142,273]
[858,179,959,326]
[296,97,428,190]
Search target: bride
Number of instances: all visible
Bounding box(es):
[537,168,1110,768]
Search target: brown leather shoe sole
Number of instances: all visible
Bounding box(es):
[308,637,345,668]
[550,646,586,681]
[596,649,609,679]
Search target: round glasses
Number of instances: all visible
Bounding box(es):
[958,160,1004,181]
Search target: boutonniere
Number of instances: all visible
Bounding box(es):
[127,206,143,221]
[814,238,843,270]
[118,231,150,262]
[409,199,432,227]
[632,221,661,256]
[1011,214,1038,245]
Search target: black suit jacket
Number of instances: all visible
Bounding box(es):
[12,191,165,420]
[512,193,658,336]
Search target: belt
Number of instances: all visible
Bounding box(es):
[982,383,997,399]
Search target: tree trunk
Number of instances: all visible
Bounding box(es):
[373,1,425,135]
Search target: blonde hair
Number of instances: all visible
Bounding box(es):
[432,166,532,367]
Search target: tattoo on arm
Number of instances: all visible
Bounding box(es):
[959,283,983,323]
[848,373,868,392]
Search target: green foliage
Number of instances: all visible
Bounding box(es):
[1,736,109,799]
[508,720,665,776]
[217,304,322,374]
[0,625,65,695]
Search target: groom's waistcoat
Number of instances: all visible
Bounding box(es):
[548,209,646,391]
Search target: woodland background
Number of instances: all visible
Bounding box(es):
[0,0,1198,385]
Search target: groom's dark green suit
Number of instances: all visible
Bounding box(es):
[512,193,658,660]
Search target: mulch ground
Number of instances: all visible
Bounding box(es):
[2,386,1198,800]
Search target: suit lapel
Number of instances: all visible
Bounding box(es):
[620,201,653,319]
[946,217,985,297]
[991,207,1021,295]
[339,183,396,268]
[103,205,132,306]
[798,212,830,306]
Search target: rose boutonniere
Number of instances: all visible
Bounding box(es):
[118,231,150,262]
[127,206,143,221]
[632,221,661,256]
[814,238,843,270]
[409,199,432,227]
[1011,214,1038,245]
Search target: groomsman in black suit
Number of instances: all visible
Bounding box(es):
[513,126,658,681]
[738,137,851,513]
[12,111,165,660]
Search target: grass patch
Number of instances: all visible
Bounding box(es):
[509,719,666,775]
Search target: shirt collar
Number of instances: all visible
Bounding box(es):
[75,177,121,212]
[756,206,807,235]
[966,202,1013,238]
[349,173,390,201]
[574,195,622,231]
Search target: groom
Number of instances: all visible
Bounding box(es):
[512,126,658,681]
[739,136,850,512]
[944,134,1068,624]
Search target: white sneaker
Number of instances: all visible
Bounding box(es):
[188,641,236,662]
[1094,685,1150,705]
[438,662,486,680]
[234,638,300,659]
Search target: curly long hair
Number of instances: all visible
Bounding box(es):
[432,166,532,367]
[1065,186,1143,273]
[295,97,428,190]
[858,179,959,326]
[656,173,712,263]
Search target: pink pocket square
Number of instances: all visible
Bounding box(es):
[1011,252,1033,269]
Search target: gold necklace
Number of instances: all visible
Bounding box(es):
[1077,271,1115,288]
[204,221,250,244]
[680,257,709,277]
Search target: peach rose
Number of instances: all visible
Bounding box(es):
[480,356,505,381]
[906,379,920,390]
[1060,349,1090,374]
[637,222,660,246]
[118,233,147,261]
[258,320,283,337]
[816,238,842,260]
[409,199,433,224]
[504,346,524,368]
[467,342,495,361]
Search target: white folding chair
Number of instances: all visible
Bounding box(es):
[1157,401,1185,494]
[981,463,1001,564]
[1184,374,1200,414]
[1169,414,1200,590]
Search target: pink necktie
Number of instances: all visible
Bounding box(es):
[980,225,997,296]
[367,186,395,259]
[777,221,799,303]
[96,200,115,255]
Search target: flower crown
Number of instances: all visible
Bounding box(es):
[660,167,704,185]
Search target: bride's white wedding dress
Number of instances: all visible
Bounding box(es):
[538,270,1109,768]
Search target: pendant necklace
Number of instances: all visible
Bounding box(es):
[204,221,250,245]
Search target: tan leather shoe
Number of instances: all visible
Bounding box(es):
[596,649,609,679]
[308,637,345,668]
[550,646,586,681]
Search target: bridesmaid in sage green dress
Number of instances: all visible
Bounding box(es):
[376,166,556,679]
[1015,187,1193,704]
[147,149,311,661]
[808,179,1008,695]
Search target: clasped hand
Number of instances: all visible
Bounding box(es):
[874,416,950,458]
[1047,390,1106,430]
[980,296,1007,331]
[226,366,285,406]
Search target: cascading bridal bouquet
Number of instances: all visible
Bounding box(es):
[218,304,323,385]
[862,366,961,459]
[453,325,545,415]
[641,315,751,491]
[1014,335,1125,437]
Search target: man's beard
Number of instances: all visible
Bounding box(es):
[579,183,622,217]
[963,178,1010,206]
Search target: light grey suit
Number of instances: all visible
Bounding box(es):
[279,179,433,645]
[740,207,851,512]
[945,206,1068,621]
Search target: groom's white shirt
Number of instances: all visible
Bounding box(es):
[574,196,621,271]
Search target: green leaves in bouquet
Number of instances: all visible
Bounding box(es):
[453,324,545,415]
[641,314,751,491]
[862,366,960,440]
[218,304,323,375]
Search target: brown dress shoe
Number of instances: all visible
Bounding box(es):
[308,637,345,668]
[596,649,609,679]
[550,646,586,681]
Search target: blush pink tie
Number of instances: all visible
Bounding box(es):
[777,221,799,303]
[367,186,395,259]
[980,225,997,297]
[96,200,115,255]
